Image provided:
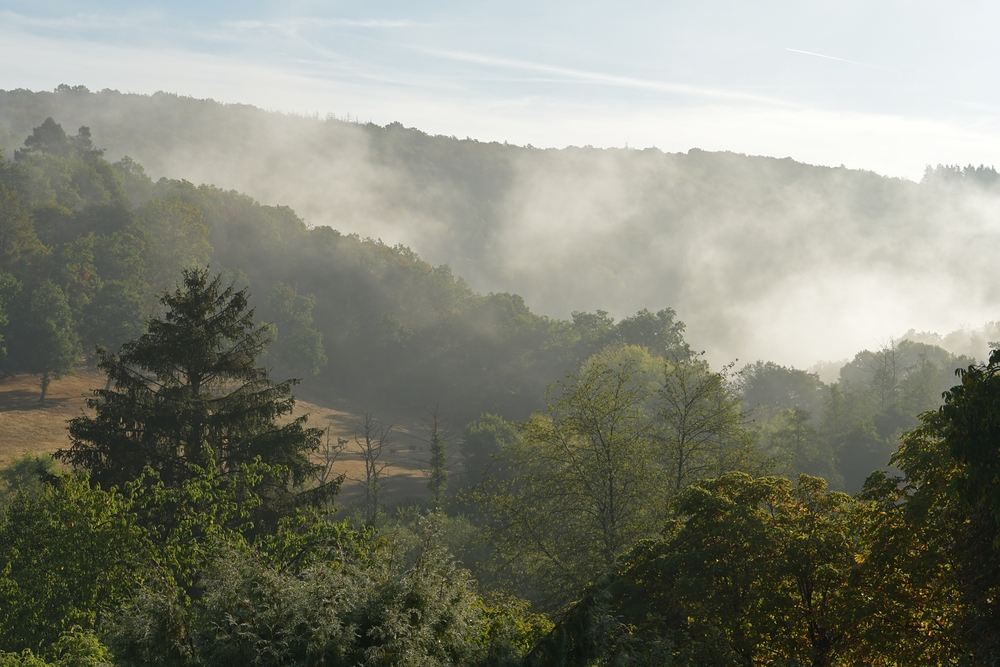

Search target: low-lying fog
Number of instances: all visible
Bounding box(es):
[3,89,999,370]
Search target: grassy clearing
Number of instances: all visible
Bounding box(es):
[289,395,434,505]
[0,368,103,467]
[0,368,448,505]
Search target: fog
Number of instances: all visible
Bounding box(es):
[3,88,999,369]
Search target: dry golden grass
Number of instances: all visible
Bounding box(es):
[0,367,104,467]
[287,395,437,504]
[0,368,444,504]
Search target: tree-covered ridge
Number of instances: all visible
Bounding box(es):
[3,86,1000,364]
[0,115,977,494]
[737,339,975,493]
[0,116,690,423]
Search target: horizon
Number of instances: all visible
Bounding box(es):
[10,85,970,185]
[5,2,1000,180]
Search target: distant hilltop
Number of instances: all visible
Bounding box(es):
[2,85,999,368]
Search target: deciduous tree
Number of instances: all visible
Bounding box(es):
[655,355,759,493]
[7,280,80,402]
[355,412,391,523]
[479,349,660,609]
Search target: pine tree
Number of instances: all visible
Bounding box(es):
[59,269,328,500]
[424,408,450,511]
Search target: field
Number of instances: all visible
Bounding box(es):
[0,368,442,506]
[0,369,101,465]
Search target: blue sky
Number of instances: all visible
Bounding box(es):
[3,1,999,177]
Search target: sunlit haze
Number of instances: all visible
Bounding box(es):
[3,1,1000,370]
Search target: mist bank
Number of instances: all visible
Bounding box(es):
[0,111,989,497]
[3,86,999,368]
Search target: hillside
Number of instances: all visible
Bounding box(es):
[2,86,999,367]
[0,90,988,499]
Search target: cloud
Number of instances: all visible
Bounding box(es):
[223,18,423,30]
[5,25,1000,181]
[423,49,792,107]
[785,48,894,72]
[0,10,139,32]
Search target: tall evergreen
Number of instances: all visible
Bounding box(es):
[425,409,450,511]
[59,269,327,497]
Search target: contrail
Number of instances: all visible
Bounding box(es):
[785,48,892,71]
[425,48,795,106]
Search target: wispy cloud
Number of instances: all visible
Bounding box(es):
[423,49,795,106]
[224,18,423,31]
[0,10,138,31]
[785,48,893,72]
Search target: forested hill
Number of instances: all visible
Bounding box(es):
[0,114,982,498]
[3,86,1000,366]
[0,117,689,426]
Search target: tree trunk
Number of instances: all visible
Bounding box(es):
[39,371,50,404]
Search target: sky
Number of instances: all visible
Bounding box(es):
[3,1,1000,179]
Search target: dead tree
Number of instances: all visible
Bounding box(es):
[314,422,346,489]
[355,412,392,524]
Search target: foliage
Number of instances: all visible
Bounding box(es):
[476,347,764,610]
[656,355,761,494]
[0,454,58,506]
[134,198,210,297]
[476,594,553,667]
[478,349,662,609]
[5,280,80,400]
[540,474,892,666]
[739,360,827,418]
[459,413,519,489]
[886,349,1000,661]
[759,407,841,486]
[0,182,45,274]
[423,409,452,512]
[0,475,147,652]
[939,348,1000,533]
[0,438,542,666]
[79,279,145,356]
[107,513,521,667]
[741,340,975,493]
[0,628,112,667]
[259,282,327,378]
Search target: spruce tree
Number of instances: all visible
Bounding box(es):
[59,269,327,498]
[424,408,450,511]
